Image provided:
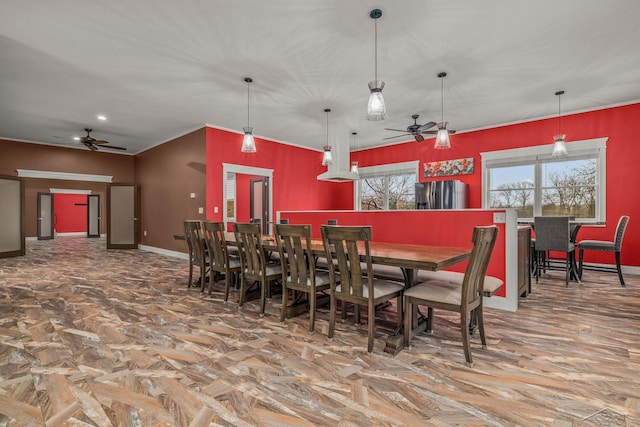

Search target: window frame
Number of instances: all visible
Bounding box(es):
[354,160,420,211]
[481,137,607,222]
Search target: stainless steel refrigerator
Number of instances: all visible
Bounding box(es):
[415,180,467,209]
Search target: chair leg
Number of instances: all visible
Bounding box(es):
[578,248,584,279]
[238,275,245,307]
[281,287,288,323]
[570,251,581,283]
[615,251,625,287]
[426,307,434,334]
[223,271,231,302]
[188,259,194,288]
[565,255,570,287]
[328,294,337,339]
[308,291,316,331]
[403,296,412,347]
[367,302,375,353]
[260,279,267,317]
[477,304,487,350]
[460,309,473,367]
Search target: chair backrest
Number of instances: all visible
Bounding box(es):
[321,225,372,303]
[461,226,499,306]
[202,221,230,272]
[183,220,205,264]
[614,215,629,251]
[233,222,268,277]
[274,224,314,286]
[534,216,572,252]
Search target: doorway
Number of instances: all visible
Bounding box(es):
[0,175,25,258]
[222,164,273,233]
[250,177,269,235]
[37,192,54,240]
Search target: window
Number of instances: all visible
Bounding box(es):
[355,161,419,210]
[482,138,606,221]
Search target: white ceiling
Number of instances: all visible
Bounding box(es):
[2,1,640,155]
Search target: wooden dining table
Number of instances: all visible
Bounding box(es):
[225,231,471,354]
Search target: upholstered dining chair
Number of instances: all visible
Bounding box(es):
[533,216,578,287]
[403,225,498,367]
[578,215,629,287]
[183,220,207,290]
[320,225,404,353]
[202,221,241,300]
[233,222,282,316]
[274,223,331,332]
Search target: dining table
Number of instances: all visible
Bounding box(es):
[224,231,472,354]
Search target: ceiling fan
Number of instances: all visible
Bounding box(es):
[383,115,437,142]
[79,128,126,151]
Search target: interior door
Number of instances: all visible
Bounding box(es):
[87,194,100,238]
[0,175,25,258]
[250,177,269,234]
[37,192,54,240]
[107,184,139,249]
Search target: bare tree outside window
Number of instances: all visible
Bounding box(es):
[360,173,416,210]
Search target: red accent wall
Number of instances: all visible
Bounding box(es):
[280,209,507,295]
[206,127,353,225]
[351,103,640,267]
[53,194,87,233]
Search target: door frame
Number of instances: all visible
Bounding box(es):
[37,192,54,240]
[0,175,25,258]
[87,194,101,238]
[107,183,140,249]
[222,163,273,233]
[250,177,269,235]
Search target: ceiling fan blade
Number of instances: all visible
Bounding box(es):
[84,143,98,151]
[414,134,424,142]
[92,139,110,145]
[448,130,457,134]
[418,121,437,131]
[422,130,438,135]
[382,134,411,140]
[100,145,127,151]
[384,128,410,133]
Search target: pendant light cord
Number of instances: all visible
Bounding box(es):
[441,76,444,123]
[374,18,378,82]
[558,93,561,134]
[326,110,329,145]
[247,81,251,128]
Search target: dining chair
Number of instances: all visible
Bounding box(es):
[202,221,242,300]
[533,216,578,287]
[403,225,498,367]
[320,225,404,353]
[183,220,207,290]
[274,223,331,332]
[578,215,629,287]
[233,222,282,316]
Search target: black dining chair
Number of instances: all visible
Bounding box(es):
[578,215,629,287]
[533,216,578,287]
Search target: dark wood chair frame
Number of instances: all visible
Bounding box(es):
[274,223,331,332]
[183,220,207,290]
[202,221,242,300]
[321,225,404,353]
[233,222,282,316]
[403,225,499,367]
[533,216,579,287]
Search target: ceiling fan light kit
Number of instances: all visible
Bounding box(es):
[241,77,257,153]
[366,9,387,121]
[551,90,568,157]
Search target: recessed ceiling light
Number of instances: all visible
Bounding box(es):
[73,136,80,141]
[97,115,107,121]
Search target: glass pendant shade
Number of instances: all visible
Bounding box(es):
[322,145,333,166]
[551,134,568,157]
[434,126,451,149]
[367,80,387,121]
[241,127,256,153]
[351,161,359,175]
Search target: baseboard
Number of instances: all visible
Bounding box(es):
[138,244,189,261]
[56,232,87,237]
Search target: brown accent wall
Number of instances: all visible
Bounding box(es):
[134,128,206,254]
[0,139,134,237]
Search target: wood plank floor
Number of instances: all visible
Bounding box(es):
[1,237,638,426]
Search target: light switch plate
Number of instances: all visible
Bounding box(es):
[214,206,219,213]
[493,212,506,223]
[198,207,204,214]
[190,192,196,199]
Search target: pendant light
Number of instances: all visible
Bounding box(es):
[241,77,256,153]
[350,132,359,175]
[551,90,568,157]
[322,108,333,166]
[434,72,451,149]
[366,9,387,121]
